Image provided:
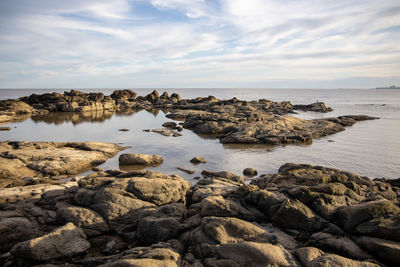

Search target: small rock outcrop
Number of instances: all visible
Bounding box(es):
[119,153,163,166]
[0,141,124,187]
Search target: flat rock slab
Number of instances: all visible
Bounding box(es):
[119,153,163,166]
[0,141,124,187]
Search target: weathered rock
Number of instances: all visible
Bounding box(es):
[0,126,11,131]
[211,242,299,267]
[57,205,110,236]
[295,247,379,267]
[11,222,90,261]
[0,141,124,187]
[119,153,163,166]
[126,176,190,205]
[355,236,400,265]
[162,122,177,128]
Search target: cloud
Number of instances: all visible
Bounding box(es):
[0,0,399,88]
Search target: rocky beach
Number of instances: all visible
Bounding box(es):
[0,90,398,266]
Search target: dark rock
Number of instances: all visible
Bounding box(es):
[190,157,207,164]
[243,168,257,176]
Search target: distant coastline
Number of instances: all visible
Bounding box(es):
[376,85,400,89]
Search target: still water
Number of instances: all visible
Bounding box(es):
[1,88,399,182]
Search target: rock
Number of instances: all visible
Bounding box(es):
[100,258,178,267]
[57,205,110,236]
[119,128,130,131]
[201,170,244,184]
[136,217,181,244]
[212,241,298,267]
[119,153,163,166]
[355,236,400,265]
[172,132,182,137]
[295,247,379,267]
[190,157,207,164]
[333,199,400,233]
[110,89,137,101]
[0,126,11,131]
[243,168,258,176]
[200,216,272,244]
[11,222,90,261]
[162,122,177,128]
[177,167,195,175]
[126,176,190,205]
[0,141,124,186]
[293,102,333,113]
[152,128,173,136]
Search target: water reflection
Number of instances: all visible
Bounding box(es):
[29,109,167,125]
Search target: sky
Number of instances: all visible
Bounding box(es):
[0,0,399,89]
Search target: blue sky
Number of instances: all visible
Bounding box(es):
[0,0,399,88]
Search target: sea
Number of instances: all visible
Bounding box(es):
[1,88,399,182]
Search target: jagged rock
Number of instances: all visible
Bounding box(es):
[119,153,163,166]
[11,222,90,261]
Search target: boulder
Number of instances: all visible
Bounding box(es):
[57,205,110,236]
[126,177,190,205]
[212,242,298,267]
[355,236,400,265]
[11,222,90,261]
[119,153,163,166]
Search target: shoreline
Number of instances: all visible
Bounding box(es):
[0,90,397,266]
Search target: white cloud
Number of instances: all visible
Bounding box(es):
[0,0,399,88]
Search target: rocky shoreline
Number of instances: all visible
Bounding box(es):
[0,89,377,146]
[0,160,399,266]
[1,90,396,266]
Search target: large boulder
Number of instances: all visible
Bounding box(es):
[11,222,90,261]
[126,177,190,205]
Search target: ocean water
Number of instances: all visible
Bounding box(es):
[0,88,399,182]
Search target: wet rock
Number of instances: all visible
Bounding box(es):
[190,157,207,164]
[162,122,177,128]
[119,153,163,166]
[152,128,173,136]
[201,170,244,184]
[0,126,11,131]
[118,128,130,131]
[11,222,90,261]
[177,167,195,174]
[243,168,257,176]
